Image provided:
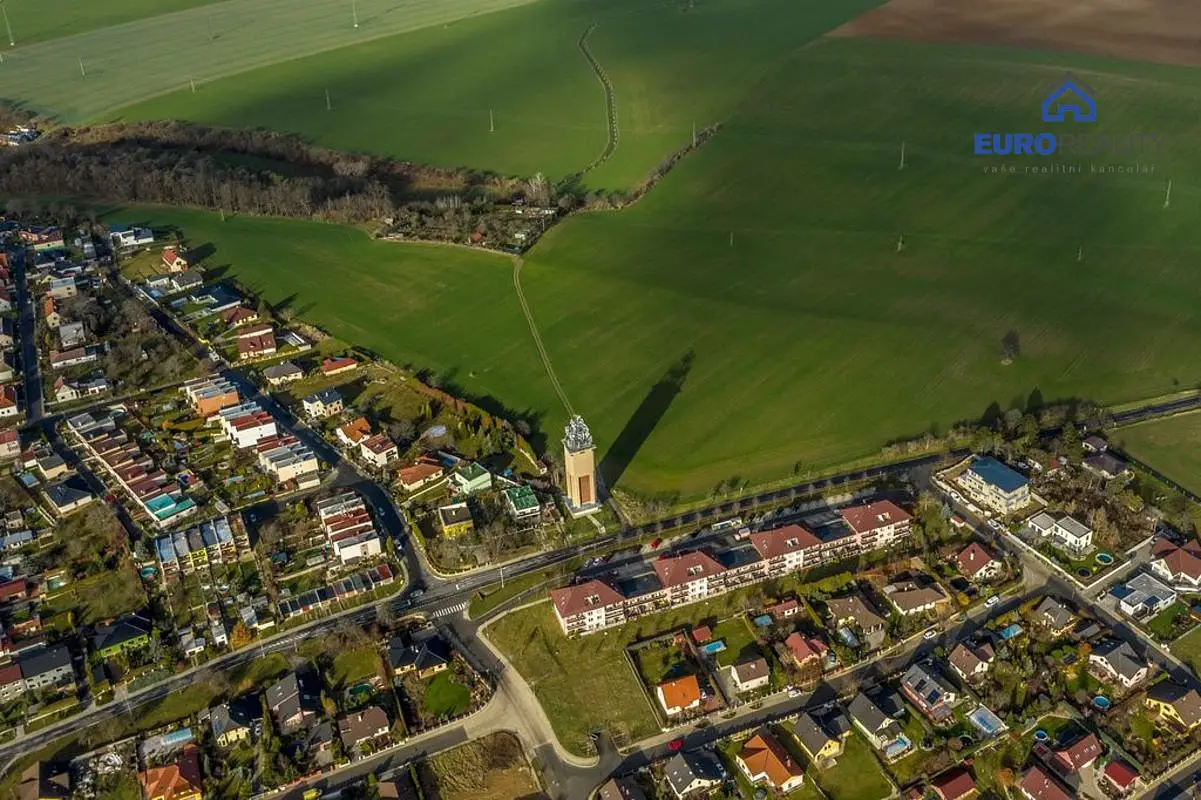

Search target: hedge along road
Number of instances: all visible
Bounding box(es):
[0,0,540,123]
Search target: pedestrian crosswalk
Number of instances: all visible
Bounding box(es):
[430,601,468,618]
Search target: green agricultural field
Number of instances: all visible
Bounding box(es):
[1118,412,1201,497]
[1,0,539,124]
[0,0,222,46]
[110,0,882,187]
[100,35,1201,502]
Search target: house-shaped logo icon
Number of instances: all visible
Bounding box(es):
[1042,76,1097,123]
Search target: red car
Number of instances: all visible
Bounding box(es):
[649,538,663,549]
[667,738,685,752]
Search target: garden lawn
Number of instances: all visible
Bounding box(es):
[1118,413,1201,498]
[329,646,381,689]
[809,734,892,800]
[710,616,759,669]
[1171,626,1201,677]
[423,672,472,718]
[635,641,693,686]
[718,733,822,800]
[1146,601,1197,641]
[885,711,934,786]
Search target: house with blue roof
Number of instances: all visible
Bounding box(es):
[956,455,1030,515]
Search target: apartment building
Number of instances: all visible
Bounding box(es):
[957,456,1030,515]
[80,426,196,528]
[316,492,382,564]
[154,516,243,578]
[256,435,320,485]
[183,377,241,416]
[215,402,278,449]
[549,498,914,635]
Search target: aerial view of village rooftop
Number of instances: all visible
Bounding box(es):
[0,0,1200,799]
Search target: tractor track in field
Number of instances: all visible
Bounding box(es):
[578,23,619,174]
[513,257,574,415]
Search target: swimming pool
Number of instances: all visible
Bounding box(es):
[1093,696,1112,710]
[700,640,726,655]
[968,705,1008,737]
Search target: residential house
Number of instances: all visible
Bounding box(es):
[1083,452,1129,480]
[170,270,204,293]
[1100,760,1142,798]
[216,402,278,448]
[20,227,63,251]
[0,429,17,462]
[932,769,977,800]
[58,321,85,349]
[663,751,724,799]
[1089,639,1149,689]
[0,289,10,313]
[154,516,243,577]
[92,615,151,658]
[1034,597,1076,635]
[956,542,1002,582]
[1149,537,1201,590]
[957,456,1030,515]
[792,710,849,767]
[19,644,74,691]
[203,700,253,748]
[16,763,68,800]
[0,317,12,347]
[826,593,887,650]
[42,478,94,517]
[262,361,303,385]
[735,728,805,793]
[1019,766,1072,800]
[0,663,25,704]
[550,580,628,635]
[387,630,450,679]
[1113,571,1177,619]
[1052,733,1102,774]
[1145,681,1201,731]
[398,457,445,493]
[235,324,276,361]
[657,674,702,716]
[437,502,474,537]
[46,277,76,300]
[449,461,492,495]
[221,305,259,326]
[0,351,13,383]
[597,778,647,800]
[302,388,342,419]
[848,693,911,758]
[109,226,154,249]
[183,377,240,416]
[161,247,190,272]
[900,662,957,723]
[730,657,770,693]
[41,297,60,329]
[48,347,98,370]
[281,330,312,351]
[320,357,358,376]
[783,632,827,670]
[337,705,390,750]
[257,435,320,485]
[949,641,996,683]
[884,579,948,617]
[266,672,319,734]
[766,598,800,619]
[504,485,541,519]
[0,385,18,419]
[360,434,398,467]
[336,417,372,447]
[139,745,202,800]
[1083,435,1108,454]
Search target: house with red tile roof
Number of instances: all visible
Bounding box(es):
[0,429,18,461]
[321,357,358,376]
[1101,760,1141,797]
[932,768,976,800]
[1019,766,1071,800]
[336,417,372,447]
[41,297,60,329]
[839,499,912,547]
[235,327,276,361]
[139,745,202,800]
[161,247,190,272]
[0,385,17,419]
[221,305,259,327]
[784,632,827,669]
[1053,733,1102,774]
[0,662,25,704]
[397,457,444,493]
[361,434,398,468]
[736,728,805,793]
[750,525,820,575]
[656,674,702,716]
[653,550,730,604]
[956,541,1002,582]
[1150,537,1201,590]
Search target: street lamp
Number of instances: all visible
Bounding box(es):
[1,2,15,47]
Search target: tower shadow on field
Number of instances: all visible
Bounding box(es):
[599,350,694,490]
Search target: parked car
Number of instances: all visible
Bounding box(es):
[986,595,1000,607]
[923,629,938,640]
[649,538,663,549]
[987,519,1003,531]
[667,738,685,752]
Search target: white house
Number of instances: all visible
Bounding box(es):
[1089,639,1149,689]
[1028,512,1094,555]
[1114,572,1177,620]
[956,456,1030,515]
[730,657,770,693]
